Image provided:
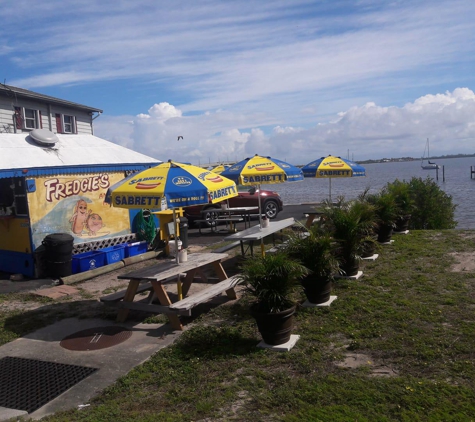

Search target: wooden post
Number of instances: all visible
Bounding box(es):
[442,165,445,182]
[116,279,140,322]
[151,281,183,331]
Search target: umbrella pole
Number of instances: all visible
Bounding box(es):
[258,183,266,255]
[329,178,332,202]
[172,209,183,300]
[226,199,235,232]
[173,209,179,265]
[258,184,262,228]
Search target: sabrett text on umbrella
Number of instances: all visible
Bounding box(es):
[209,185,237,201]
[242,175,284,183]
[128,176,164,185]
[318,170,352,176]
[114,196,161,207]
[246,162,273,170]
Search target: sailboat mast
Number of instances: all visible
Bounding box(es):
[421,138,438,170]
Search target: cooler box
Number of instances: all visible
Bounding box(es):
[126,241,148,257]
[72,251,106,274]
[102,244,127,264]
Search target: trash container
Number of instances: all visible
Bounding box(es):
[42,233,74,278]
[179,217,189,249]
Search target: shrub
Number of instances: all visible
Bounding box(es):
[383,179,415,217]
[406,177,457,229]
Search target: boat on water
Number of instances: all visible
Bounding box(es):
[421,138,440,170]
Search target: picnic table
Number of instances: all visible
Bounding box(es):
[197,206,255,234]
[100,253,239,331]
[224,217,296,256]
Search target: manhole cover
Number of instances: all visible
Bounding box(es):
[0,356,97,413]
[60,326,132,351]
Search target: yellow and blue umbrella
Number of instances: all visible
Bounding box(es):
[302,155,366,200]
[222,154,304,187]
[107,160,238,209]
[221,154,303,255]
[210,164,231,174]
[106,160,238,275]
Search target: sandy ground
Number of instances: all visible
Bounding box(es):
[449,252,475,272]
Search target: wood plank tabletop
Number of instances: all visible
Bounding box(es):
[118,252,228,281]
[224,217,295,241]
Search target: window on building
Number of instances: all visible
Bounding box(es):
[55,113,77,133]
[0,178,28,216]
[14,107,42,130]
[13,178,28,216]
[63,115,75,133]
[24,108,37,129]
[0,178,14,211]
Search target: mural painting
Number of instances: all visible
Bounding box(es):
[28,172,131,248]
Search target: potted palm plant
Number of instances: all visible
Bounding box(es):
[355,198,379,259]
[285,221,340,304]
[322,199,377,276]
[365,191,400,243]
[237,252,309,345]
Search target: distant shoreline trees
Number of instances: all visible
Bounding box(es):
[358,153,475,165]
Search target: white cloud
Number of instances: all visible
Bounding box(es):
[95,88,475,165]
[146,103,182,120]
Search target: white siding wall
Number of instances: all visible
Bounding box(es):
[50,106,93,134]
[0,94,94,135]
[76,116,93,134]
[0,96,16,133]
[0,96,49,132]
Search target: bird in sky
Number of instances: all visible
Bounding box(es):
[177,136,183,141]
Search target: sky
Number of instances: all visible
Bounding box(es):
[2,0,475,165]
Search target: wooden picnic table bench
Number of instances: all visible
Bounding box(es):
[196,217,244,234]
[224,217,296,257]
[169,275,240,316]
[101,252,236,330]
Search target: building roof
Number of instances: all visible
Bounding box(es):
[0,133,160,178]
[0,84,103,113]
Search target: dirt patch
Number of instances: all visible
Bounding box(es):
[456,232,475,240]
[331,335,399,377]
[335,351,373,368]
[335,352,399,377]
[34,285,80,299]
[448,252,475,272]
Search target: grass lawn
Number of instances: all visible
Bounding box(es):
[2,230,475,421]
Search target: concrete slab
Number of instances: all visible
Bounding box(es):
[0,317,180,421]
[394,230,409,235]
[0,407,28,422]
[0,278,53,295]
[302,295,337,307]
[34,285,79,299]
[335,271,364,280]
[257,334,300,352]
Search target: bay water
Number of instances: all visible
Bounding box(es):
[271,156,475,229]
